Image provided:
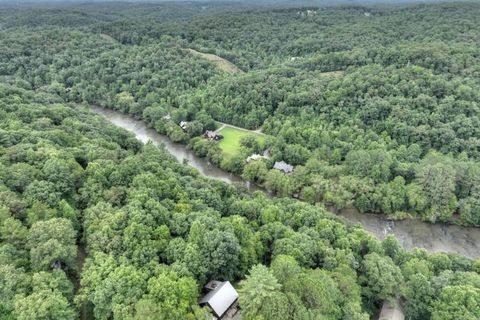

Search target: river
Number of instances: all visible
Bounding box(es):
[91,106,480,259]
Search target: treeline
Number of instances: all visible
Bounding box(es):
[0,84,479,319]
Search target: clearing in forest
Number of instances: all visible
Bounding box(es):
[185,48,244,74]
[217,126,265,158]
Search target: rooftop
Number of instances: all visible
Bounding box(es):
[204,130,223,140]
[246,154,263,162]
[273,161,294,173]
[199,281,238,319]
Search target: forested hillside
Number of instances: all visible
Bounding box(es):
[0,2,480,320]
[2,2,479,225]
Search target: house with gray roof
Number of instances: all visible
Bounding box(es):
[273,161,294,174]
[199,280,239,319]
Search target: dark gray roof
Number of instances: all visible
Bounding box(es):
[199,281,238,318]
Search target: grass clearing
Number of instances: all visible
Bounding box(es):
[217,126,265,158]
[185,49,244,74]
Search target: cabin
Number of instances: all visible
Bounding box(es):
[273,161,294,174]
[378,299,404,320]
[246,154,264,162]
[199,280,239,319]
[179,121,188,131]
[204,130,224,141]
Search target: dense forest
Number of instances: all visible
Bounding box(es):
[2,1,479,226]
[0,1,480,320]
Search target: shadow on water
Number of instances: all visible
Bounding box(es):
[90,105,480,259]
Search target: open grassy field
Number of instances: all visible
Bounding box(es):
[185,48,244,74]
[217,126,265,158]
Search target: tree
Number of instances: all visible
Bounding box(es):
[186,120,203,137]
[14,271,74,320]
[405,274,434,320]
[240,136,261,154]
[116,91,135,113]
[4,163,39,193]
[27,218,77,271]
[42,158,79,196]
[458,196,480,226]
[242,160,268,184]
[382,234,403,262]
[379,176,407,215]
[431,285,480,320]
[345,149,393,183]
[265,170,294,197]
[221,153,244,174]
[273,232,317,268]
[186,223,241,282]
[270,255,301,285]
[257,291,292,320]
[359,253,403,305]
[416,161,457,222]
[14,290,76,320]
[283,144,311,165]
[132,270,201,320]
[284,269,342,319]
[23,180,61,208]
[239,264,281,319]
[79,254,147,319]
[0,265,29,316]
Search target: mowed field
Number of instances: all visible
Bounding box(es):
[217,126,265,158]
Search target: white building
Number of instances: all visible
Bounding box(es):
[199,281,239,319]
[246,154,263,162]
[179,121,188,131]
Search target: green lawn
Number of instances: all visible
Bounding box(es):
[217,126,265,158]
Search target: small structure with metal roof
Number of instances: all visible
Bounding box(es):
[179,121,188,131]
[199,280,239,319]
[246,154,264,163]
[273,161,294,174]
